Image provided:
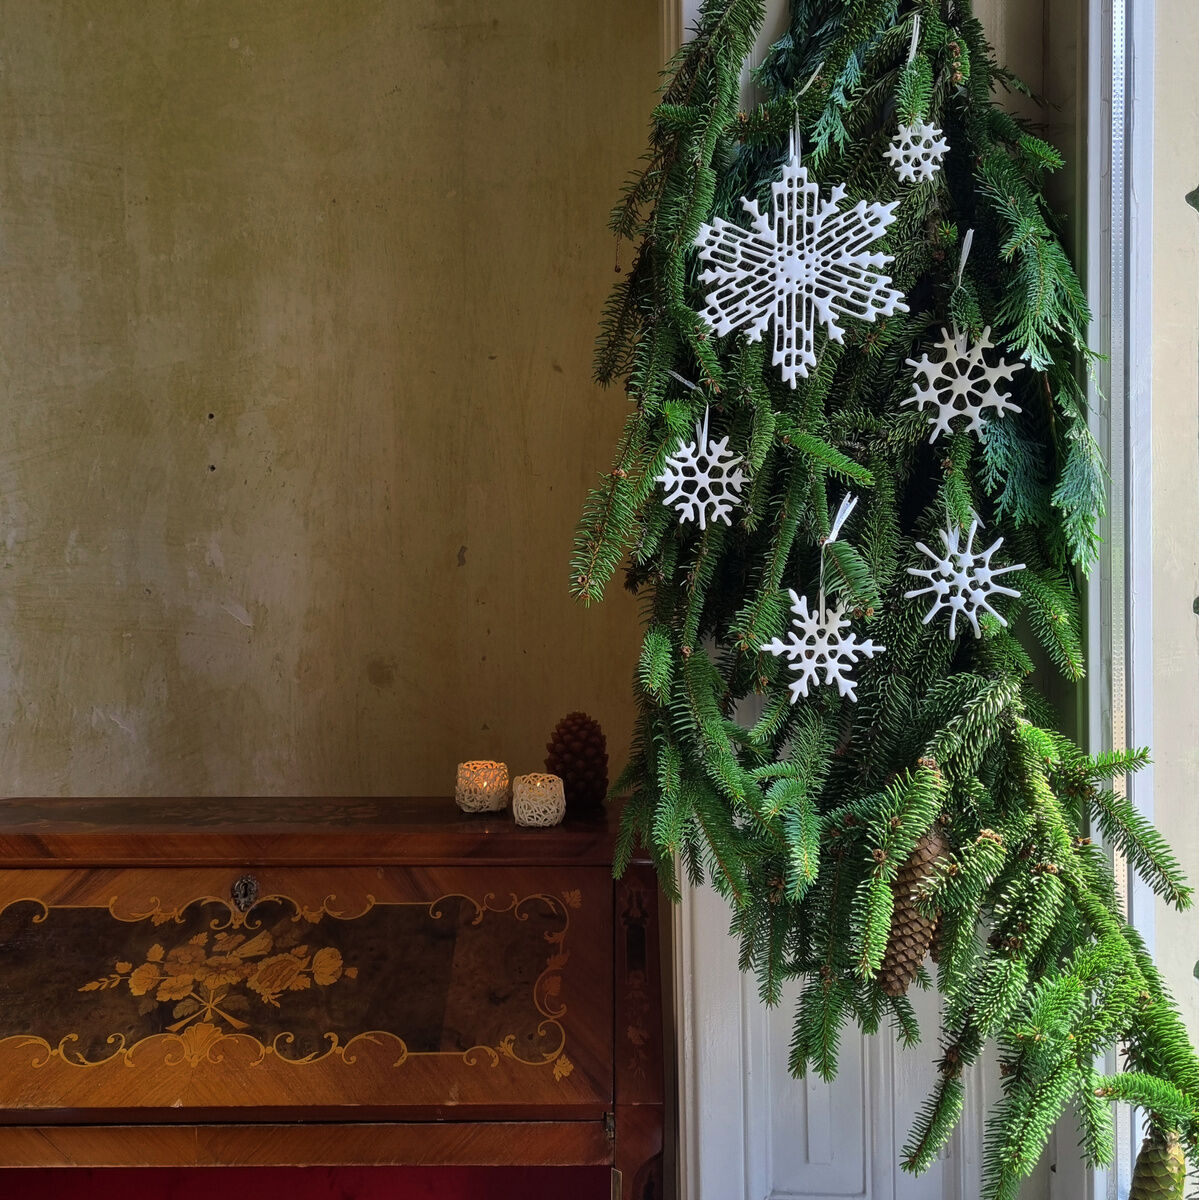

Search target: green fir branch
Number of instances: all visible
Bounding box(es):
[573,0,1199,1187]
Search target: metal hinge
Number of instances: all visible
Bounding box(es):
[605,1114,619,1200]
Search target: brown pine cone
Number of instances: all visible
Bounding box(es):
[879,825,949,997]
[545,711,609,813]
[1130,1129,1186,1200]
[928,915,942,965]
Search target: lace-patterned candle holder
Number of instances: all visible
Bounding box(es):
[511,773,566,828]
[455,761,511,813]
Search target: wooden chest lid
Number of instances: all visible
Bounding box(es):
[0,796,626,868]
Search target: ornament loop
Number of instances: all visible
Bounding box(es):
[797,60,824,97]
[818,492,859,612]
[955,228,975,290]
[907,13,922,64]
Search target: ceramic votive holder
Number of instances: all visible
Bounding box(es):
[455,760,511,813]
[511,772,566,828]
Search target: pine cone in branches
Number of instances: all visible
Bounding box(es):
[545,711,608,813]
[928,915,942,966]
[1130,1129,1185,1200]
[880,825,948,997]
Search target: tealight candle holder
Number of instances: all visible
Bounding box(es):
[511,772,566,828]
[455,761,511,813]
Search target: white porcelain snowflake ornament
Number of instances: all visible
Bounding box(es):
[656,407,746,530]
[692,145,907,387]
[902,326,1024,442]
[761,591,885,702]
[885,120,949,184]
[905,519,1024,638]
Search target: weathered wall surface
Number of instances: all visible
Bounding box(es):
[1152,0,1199,1038]
[0,1,656,796]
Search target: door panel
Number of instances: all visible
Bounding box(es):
[676,882,991,1200]
[755,979,959,1199]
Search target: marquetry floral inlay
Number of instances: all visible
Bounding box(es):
[80,929,358,1032]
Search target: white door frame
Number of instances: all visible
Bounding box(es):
[1085,0,1156,1195]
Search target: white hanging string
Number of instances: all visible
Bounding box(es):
[798,60,825,96]
[951,228,976,352]
[828,492,859,544]
[791,61,824,162]
[818,493,859,613]
[907,13,922,64]
[667,370,710,444]
[956,228,975,288]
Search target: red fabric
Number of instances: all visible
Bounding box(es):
[1,1167,610,1199]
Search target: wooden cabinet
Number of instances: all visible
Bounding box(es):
[0,799,664,1198]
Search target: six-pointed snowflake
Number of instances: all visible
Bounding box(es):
[902,326,1024,442]
[905,519,1024,638]
[656,410,746,530]
[693,149,907,388]
[761,591,885,702]
[885,120,949,184]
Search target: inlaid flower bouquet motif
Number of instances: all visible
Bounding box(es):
[80,929,358,1032]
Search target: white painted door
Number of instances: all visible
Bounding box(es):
[673,881,1001,1200]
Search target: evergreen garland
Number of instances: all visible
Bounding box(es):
[572,0,1199,1193]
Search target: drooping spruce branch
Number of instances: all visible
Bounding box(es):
[572,1,1199,1194]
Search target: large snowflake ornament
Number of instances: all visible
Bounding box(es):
[656,408,746,530]
[885,120,949,183]
[761,591,885,702]
[693,149,907,387]
[902,326,1025,442]
[905,519,1024,638]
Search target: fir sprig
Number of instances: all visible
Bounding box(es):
[573,0,1199,1191]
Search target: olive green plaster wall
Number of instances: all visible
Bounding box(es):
[0,2,656,795]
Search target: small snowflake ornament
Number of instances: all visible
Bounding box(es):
[761,590,885,702]
[693,144,907,387]
[885,120,949,183]
[905,518,1024,638]
[656,407,746,530]
[902,326,1024,442]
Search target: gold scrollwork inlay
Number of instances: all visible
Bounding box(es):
[13,1026,413,1071]
[3,886,581,1084]
[423,889,576,1073]
[112,892,379,929]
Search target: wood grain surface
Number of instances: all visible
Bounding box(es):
[0,862,612,1117]
[0,796,625,866]
[0,1122,612,1167]
[0,798,664,1175]
[614,864,665,1199]
[2,1166,613,1200]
